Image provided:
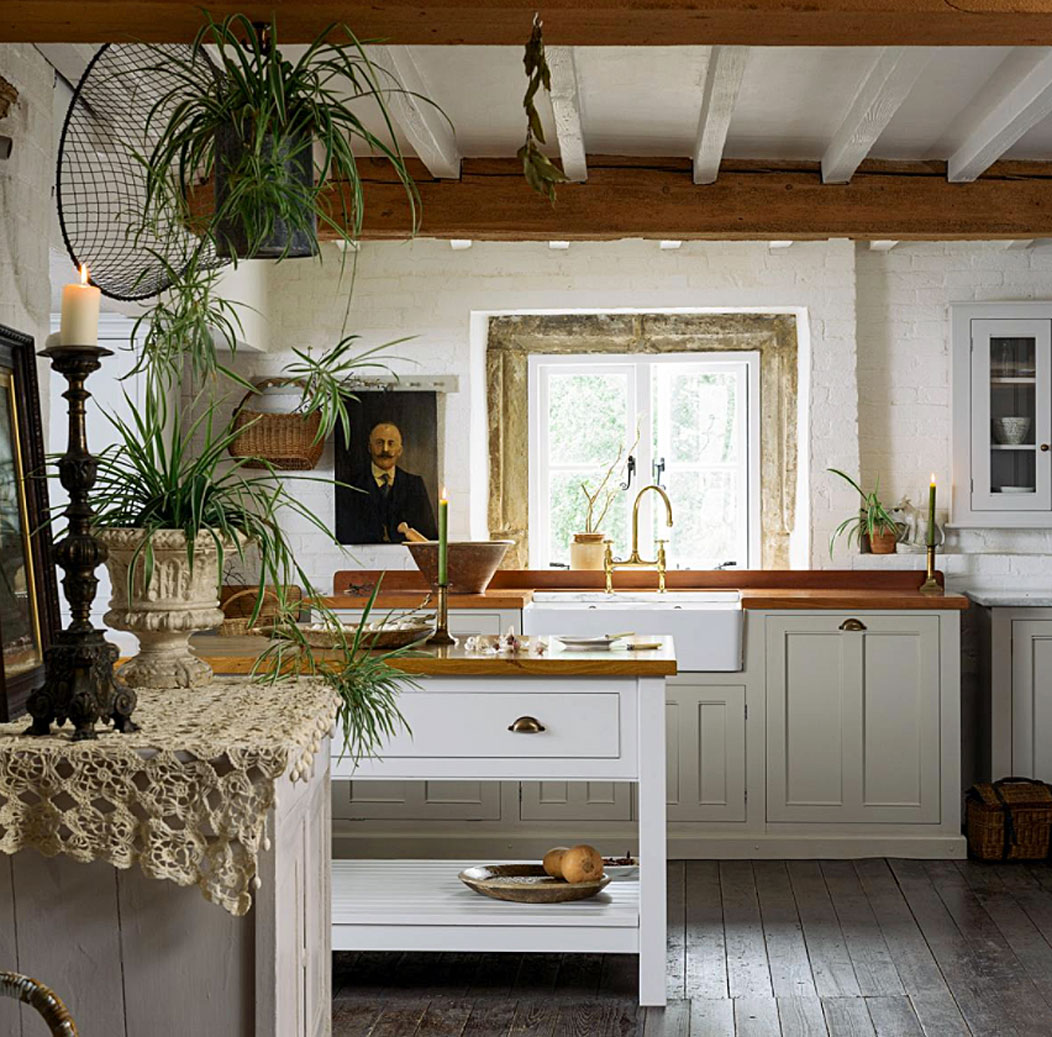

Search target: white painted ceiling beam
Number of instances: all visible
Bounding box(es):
[692,45,748,185]
[372,45,460,179]
[545,46,587,182]
[821,47,932,184]
[947,47,1052,183]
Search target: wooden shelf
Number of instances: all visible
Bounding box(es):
[331,860,640,954]
[991,377,1037,384]
[991,444,1037,450]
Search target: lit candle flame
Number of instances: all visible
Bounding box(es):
[930,473,937,485]
[440,486,447,501]
[78,263,89,285]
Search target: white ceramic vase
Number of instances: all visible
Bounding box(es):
[97,528,229,690]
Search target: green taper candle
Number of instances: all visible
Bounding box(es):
[438,491,448,585]
[927,474,936,547]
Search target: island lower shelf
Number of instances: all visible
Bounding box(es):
[332,860,640,954]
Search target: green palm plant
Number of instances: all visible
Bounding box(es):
[828,468,901,555]
[139,13,440,259]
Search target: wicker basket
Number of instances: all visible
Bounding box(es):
[218,585,302,637]
[966,777,1052,861]
[228,379,324,470]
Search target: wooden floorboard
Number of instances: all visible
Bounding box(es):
[331,858,1052,1037]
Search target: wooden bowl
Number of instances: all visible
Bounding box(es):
[458,864,611,903]
[406,540,513,594]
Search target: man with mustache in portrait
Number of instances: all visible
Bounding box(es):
[343,421,439,544]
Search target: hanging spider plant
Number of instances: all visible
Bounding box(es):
[257,577,420,765]
[140,12,442,259]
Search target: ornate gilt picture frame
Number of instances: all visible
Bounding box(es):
[0,324,59,720]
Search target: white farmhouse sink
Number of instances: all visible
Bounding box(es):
[523,591,743,671]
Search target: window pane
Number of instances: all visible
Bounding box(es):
[665,370,738,465]
[658,470,743,566]
[547,372,628,466]
[547,469,630,566]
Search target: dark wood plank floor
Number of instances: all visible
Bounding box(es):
[332,859,1052,1036]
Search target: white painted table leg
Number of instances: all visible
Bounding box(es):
[636,676,667,1007]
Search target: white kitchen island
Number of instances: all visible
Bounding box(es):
[330,639,677,1007]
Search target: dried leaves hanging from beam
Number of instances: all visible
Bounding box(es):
[518,15,568,202]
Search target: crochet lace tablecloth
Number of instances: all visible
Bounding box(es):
[0,677,338,916]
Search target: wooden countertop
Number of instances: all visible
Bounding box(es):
[321,590,533,610]
[739,588,969,610]
[190,634,678,677]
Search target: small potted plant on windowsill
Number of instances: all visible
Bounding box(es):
[571,436,636,570]
[828,468,902,555]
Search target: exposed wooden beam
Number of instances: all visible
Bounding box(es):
[545,47,587,182]
[947,48,1052,183]
[821,47,931,184]
[372,45,460,179]
[693,45,748,185]
[11,2,1052,46]
[293,157,1052,241]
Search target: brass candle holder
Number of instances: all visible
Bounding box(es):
[919,543,942,595]
[427,584,457,647]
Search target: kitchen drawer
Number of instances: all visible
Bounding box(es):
[343,689,623,761]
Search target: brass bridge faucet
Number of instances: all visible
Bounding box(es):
[604,484,674,593]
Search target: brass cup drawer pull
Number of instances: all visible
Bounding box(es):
[508,716,546,734]
[839,618,867,632]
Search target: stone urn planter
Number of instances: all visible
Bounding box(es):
[569,532,607,571]
[97,528,231,689]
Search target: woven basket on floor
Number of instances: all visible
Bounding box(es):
[228,379,324,470]
[218,585,302,637]
[966,777,1052,861]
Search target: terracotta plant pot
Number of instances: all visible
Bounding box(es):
[869,529,900,554]
[569,532,606,571]
[406,540,513,594]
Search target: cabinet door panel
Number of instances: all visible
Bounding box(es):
[1012,619,1052,781]
[767,615,940,823]
[519,780,632,821]
[666,677,746,822]
[860,621,941,819]
[970,318,1052,513]
[767,619,851,819]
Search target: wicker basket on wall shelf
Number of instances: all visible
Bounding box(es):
[228,379,324,470]
[217,585,302,637]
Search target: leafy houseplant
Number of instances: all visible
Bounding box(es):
[828,468,902,555]
[571,434,636,570]
[90,382,333,688]
[143,13,432,259]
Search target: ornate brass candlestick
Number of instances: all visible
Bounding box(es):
[919,543,942,595]
[427,584,457,647]
[25,344,137,739]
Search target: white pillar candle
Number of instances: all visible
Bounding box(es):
[59,264,101,346]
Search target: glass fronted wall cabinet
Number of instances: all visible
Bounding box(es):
[952,303,1052,526]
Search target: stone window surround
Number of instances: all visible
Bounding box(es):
[487,312,799,570]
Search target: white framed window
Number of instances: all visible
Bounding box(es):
[528,352,760,570]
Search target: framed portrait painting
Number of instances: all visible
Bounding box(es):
[0,324,59,720]
[334,390,440,545]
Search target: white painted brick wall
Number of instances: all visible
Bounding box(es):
[856,240,1052,591]
[235,237,861,587]
[0,45,54,418]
